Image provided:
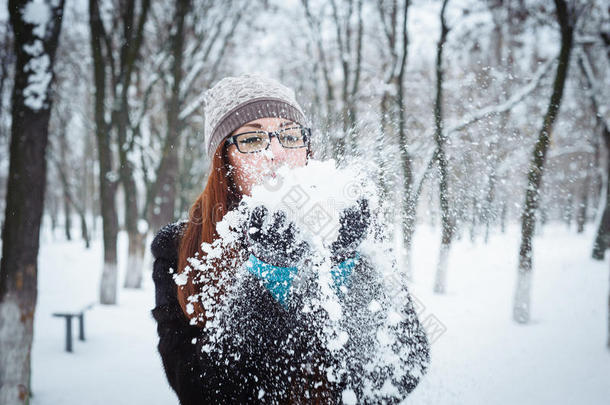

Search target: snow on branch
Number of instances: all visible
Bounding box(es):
[577,48,609,131]
[413,146,437,201]
[179,90,206,121]
[445,58,555,136]
[548,143,595,159]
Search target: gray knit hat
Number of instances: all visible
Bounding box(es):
[204,73,308,160]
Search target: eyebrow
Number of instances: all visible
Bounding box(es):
[239,120,295,130]
[240,122,262,129]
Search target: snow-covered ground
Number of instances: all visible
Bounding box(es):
[407,224,610,404]
[31,230,176,405]
[31,221,610,404]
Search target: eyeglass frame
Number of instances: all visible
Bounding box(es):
[224,126,312,154]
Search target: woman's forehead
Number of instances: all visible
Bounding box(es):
[234,117,295,132]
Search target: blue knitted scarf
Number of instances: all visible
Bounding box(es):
[244,252,361,308]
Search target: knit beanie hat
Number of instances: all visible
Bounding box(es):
[204,73,308,160]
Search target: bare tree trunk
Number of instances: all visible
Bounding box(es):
[470,196,477,243]
[501,200,507,233]
[329,0,348,161]
[433,0,453,294]
[329,0,363,161]
[484,8,511,244]
[82,122,92,248]
[579,47,610,259]
[59,119,72,241]
[51,151,91,250]
[395,0,417,280]
[377,0,417,279]
[576,174,589,233]
[301,0,337,157]
[593,126,610,260]
[565,194,573,229]
[347,0,363,154]
[114,0,151,289]
[606,264,610,350]
[0,26,12,142]
[148,0,189,234]
[514,0,574,324]
[63,183,72,240]
[79,210,90,248]
[377,92,393,223]
[0,1,65,402]
[483,168,496,243]
[90,0,119,304]
[48,192,58,236]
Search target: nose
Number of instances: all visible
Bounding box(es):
[268,135,286,165]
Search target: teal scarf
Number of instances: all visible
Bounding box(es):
[244,252,361,308]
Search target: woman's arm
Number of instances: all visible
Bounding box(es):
[336,253,430,403]
[150,222,210,404]
[151,222,261,404]
[394,282,431,394]
[151,222,249,404]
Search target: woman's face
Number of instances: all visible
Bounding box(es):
[225,117,308,196]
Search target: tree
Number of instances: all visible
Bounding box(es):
[577,30,610,349]
[146,0,190,232]
[47,9,95,249]
[112,0,151,289]
[329,0,363,159]
[89,0,120,304]
[376,0,419,278]
[301,0,337,153]
[513,0,576,324]
[89,0,152,298]
[0,0,65,402]
[585,47,610,259]
[432,0,453,294]
[301,0,363,164]
[143,0,250,230]
[0,20,14,226]
[48,112,92,248]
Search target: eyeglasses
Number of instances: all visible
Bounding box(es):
[225,126,311,154]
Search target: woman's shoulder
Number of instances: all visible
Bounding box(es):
[150,219,189,260]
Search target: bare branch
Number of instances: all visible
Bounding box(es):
[578,47,609,130]
[446,57,554,135]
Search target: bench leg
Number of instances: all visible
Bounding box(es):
[65,316,73,352]
[78,313,85,341]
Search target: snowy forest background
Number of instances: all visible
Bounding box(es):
[0,0,609,404]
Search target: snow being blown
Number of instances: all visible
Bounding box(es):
[241,158,377,255]
[182,158,430,402]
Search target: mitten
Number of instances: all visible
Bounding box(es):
[246,205,310,268]
[329,198,371,266]
[243,205,311,307]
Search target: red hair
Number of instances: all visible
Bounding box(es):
[176,141,244,327]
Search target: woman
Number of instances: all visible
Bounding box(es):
[150,73,430,404]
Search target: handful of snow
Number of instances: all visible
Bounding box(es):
[239,158,378,255]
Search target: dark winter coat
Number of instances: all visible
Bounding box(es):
[150,221,430,405]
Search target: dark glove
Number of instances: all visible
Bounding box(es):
[330,198,371,265]
[245,205,311,268]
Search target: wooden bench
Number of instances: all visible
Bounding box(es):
[52,303,95,352]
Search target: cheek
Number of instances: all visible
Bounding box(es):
[233,155,267,182]
[287,150,308,167]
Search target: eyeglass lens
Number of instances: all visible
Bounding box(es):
[235,127,307,153]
